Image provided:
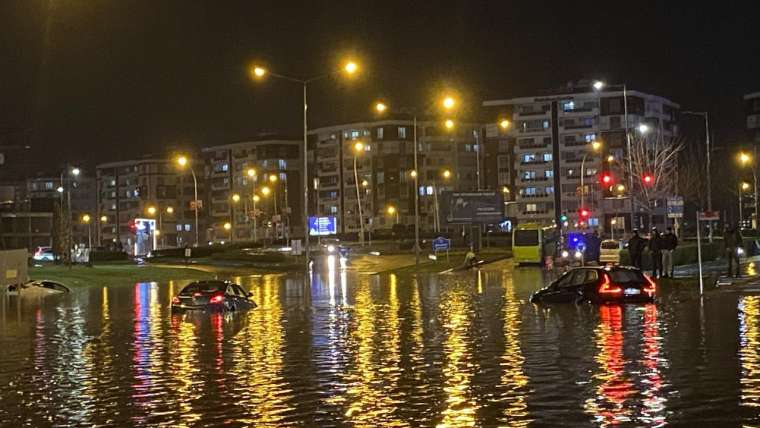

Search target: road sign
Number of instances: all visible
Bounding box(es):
[667,196,684,218]
[308,216,337,236]
[698,211,720,221]
[432,236,450,251]
[440,191,504,224]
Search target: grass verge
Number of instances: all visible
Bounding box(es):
[376,249,511,275]
[30,263,214,288]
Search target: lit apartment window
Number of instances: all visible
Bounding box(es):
[351,130,360,139]
[377,128,384,139]
[584,133,597,142]
[523,170,536,179]
[398,127,407,138]
[329,206,338,214]
[545,186,555,194]
[562,100,575,112]
[544,170,554,178]
[184,224,192,231]
[524,187,537,195]
[526,203,538,212]
[522,154,536,163]
[543,153,553,162]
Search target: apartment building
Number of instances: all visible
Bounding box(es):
[308,117,482,235]
[96,157,202,253]
[484,82,679,232]
[202,138,302,242]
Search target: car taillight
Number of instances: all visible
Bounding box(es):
[598,273,623,295]
[172,296,180,304]
[209,293,224,304]
[643,274,657,295]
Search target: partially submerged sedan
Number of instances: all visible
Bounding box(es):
[171,280,256,312]
[531,266,656,304]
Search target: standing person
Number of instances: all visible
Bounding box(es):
[628,229,645,269]
[724,224,744,278]
[661,227,679,278]
[649,227,663,278]
[585,230,601,265]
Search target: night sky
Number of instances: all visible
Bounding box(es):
[2,1,758,171]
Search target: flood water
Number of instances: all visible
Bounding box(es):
[1,260,760,427]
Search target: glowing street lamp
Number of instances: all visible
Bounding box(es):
[166,206,174,214]
[81,214,92,249]
[260,186,271,196]
[444,119,455,130]
[147,206,157,216]
[442,169,452,179]
[250,57,362,267]
[232,193,241,203]
[442,96,456,110]
[247,168,257,178]
[100,215,108,223]
[352,140,366,245]
[375,102,387,113]
[499,119,510,130]
[387,205,399,224]
[638,123,650,134]
[175,154,199,246]
[593,80,605,91]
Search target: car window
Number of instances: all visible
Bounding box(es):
[601,241,619,250]
[182,282,224,294]
[234,285,249,297]
[555,272,574,287]
[584,270,599,283]
[226,285,242,296]
[610,269,645,283]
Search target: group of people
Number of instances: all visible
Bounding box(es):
[627,227,679,278]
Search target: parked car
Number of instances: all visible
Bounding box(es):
[599,239,622,265]
[32,246,55,261]
[530,266,656,304]
[171,280,256,312]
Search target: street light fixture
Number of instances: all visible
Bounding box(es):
[375,102,387,113]
[386,205,399,224]
[352,140,366,245]
[580,141,603,215]
[250,57,361,271]
[442,96,456,110]
[499,119,510,130]
[100,215,107,223]
[81,214,92,250]
[638,123,650,134]
[444,119,455,130]
[175,154,199,246]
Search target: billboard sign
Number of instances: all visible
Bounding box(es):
[441,191,504,224]
[667,196,684,218]
[308,216,337,236]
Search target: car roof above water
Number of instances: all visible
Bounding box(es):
[180,280,230,293]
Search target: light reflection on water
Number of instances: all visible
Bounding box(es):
[0,264,759,425]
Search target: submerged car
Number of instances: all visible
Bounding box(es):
[530,266,656,304]
[32,246,55,261]
[171,280,256,312]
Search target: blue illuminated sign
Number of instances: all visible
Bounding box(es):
[309,216,337,236]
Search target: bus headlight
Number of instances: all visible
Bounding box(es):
[738,247,745,256]
[561,250,569,258]
[574,251,583,259]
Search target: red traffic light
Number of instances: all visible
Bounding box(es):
[643,173,654,185]
[601,173,613,185]
[578,208,590,219]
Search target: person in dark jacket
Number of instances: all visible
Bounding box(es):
[649,227,663,278]
[627,229,645,269]
[724,224,744,277]
[585,230,601,264]
[661,227,679,278]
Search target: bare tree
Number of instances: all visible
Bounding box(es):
[678,142,707,209]
[621,132,685,228]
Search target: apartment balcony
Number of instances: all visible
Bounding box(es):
[520,160,550,166]
[517,142,550,150]
[518,193,553,199]
[519,177,550,183]
[522,209,551,215]
[516,110,550,117]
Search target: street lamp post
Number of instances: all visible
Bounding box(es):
[60,166,80,267]
[352,141,365,245]
[252,194,260,242]
[231,193,240,242]
[251,60,359,270]
[82,214,92,250]
[176,156,199,246]
[247,168,258,241]
[580,141,602,216]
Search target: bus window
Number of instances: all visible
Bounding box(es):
[514,230,539,246]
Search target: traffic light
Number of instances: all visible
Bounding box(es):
[578,208,590,220]
[601,172,613,185]
[560,213,568,223]
[643,173,654,185]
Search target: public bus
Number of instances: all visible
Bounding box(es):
[512,223,558,265]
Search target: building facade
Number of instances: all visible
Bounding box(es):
[746,92,760,145]
[308,117,483,235]
[484,83,679,232]
[201,138,302,242]
[96,157,202,253]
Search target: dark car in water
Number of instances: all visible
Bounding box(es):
[530,266,656,304]
[171,280,256,312]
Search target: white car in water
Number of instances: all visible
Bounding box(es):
[599,239,622,265]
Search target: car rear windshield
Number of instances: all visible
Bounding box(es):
[601,241,619,249]
[514,230,539,246]
[610,269,645,283]
[181,282,225,294]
